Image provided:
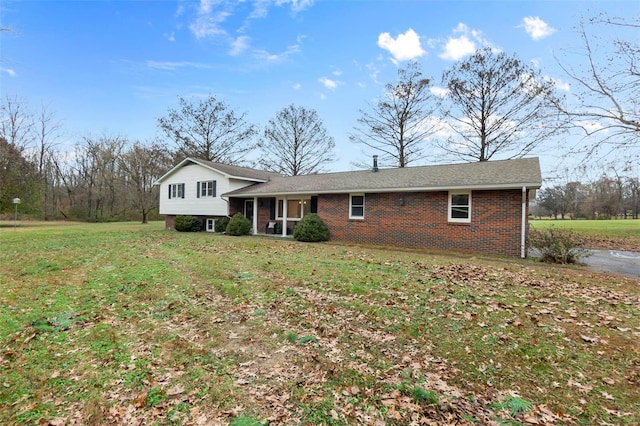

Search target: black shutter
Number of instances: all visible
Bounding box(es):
[168,185,172,199]
[212,181,217,197]
[269,198,276,220]
[181,183,185,199]
[310,196,318,214]
[197,182,200,198]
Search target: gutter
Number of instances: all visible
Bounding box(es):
[521,186,527,259]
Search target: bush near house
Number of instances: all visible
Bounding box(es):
[174,215,202,232]
[293,213,329,242]
[215,217,230,233]
[529,227,589,264]
[226,213,252,236]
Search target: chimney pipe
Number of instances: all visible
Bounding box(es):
[372,155,379,172]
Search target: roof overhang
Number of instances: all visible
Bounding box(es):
[224,182,542,198]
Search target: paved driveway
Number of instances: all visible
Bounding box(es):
[583,250,640,279]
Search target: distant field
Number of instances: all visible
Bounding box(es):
[1,222,638,425]
[531,219,640,250]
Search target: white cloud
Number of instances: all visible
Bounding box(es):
[276,0,314,13]
[439,23,495,61]
[547,76,570,92]
[377,28,426,63]
[318,77,338,90]
[430,86,448,98]
[254,40,301,62]
[439,35,476,61]
[229,35,250,56]
[293,83,301,90]
[1,67,16,77]
[521,16,556,40]
[189,11,230,39]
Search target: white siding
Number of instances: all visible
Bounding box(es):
[159,163,256,216]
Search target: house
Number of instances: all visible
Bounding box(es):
[155,158,279,231]
[156,157,542,257]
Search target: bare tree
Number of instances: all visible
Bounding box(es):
[119,140,173,223]
[32,103,63,219]
[257,104,335,176]
[158,94,257,164]
[350,61,437,168]
[0,95,34,150]
[440,48,567,162]
[555,15,639,156]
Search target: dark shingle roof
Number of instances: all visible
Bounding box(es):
[195,159,280,181]
[224,157,542,197]
[155,158,280,184]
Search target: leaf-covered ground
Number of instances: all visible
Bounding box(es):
[1,223,639,425]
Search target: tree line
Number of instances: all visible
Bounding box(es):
[535,170,640,220]
[1,14,637,222]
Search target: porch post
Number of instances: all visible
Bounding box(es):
[252,197,258,235]
[282,196,288,236]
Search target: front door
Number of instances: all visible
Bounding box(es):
[244,200,254,221]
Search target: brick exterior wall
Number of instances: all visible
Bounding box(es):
[316,190,528,256]
[231,189,530,257]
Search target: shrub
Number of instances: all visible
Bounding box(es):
[529,228,589,264]
[293,213,329,242]
[214,216,230,233]
[174,215,202,232]
[226,213,252,236]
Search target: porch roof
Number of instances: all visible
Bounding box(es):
[223,157,542,197]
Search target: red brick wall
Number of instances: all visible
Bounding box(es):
[316,190,528,257]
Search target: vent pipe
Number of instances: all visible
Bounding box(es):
[372,155,379,172]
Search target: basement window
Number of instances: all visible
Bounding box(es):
[448,191,471,223]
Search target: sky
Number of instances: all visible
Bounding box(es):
[1,0,638,182]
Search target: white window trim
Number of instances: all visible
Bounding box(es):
[349,193,365,220]
[199,180,216,197]
[448,191,471,223]
[206,218,215,232]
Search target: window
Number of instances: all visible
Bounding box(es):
[197,180,216,198]
[277,198,310,219]
[350,194,364,219]
[168,183,185,199]
[448,191,471,223]
[206,218,215,232]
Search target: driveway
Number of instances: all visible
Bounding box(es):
[582,250,640,279]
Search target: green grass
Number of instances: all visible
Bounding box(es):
[1,222,639,425]
[531,218,640,239]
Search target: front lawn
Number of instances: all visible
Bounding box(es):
[1,223,638,424]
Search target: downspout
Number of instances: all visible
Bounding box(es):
[521,186,527,258]
[221,196,229,217]
[252,197,258,235]
[282,196,288,236]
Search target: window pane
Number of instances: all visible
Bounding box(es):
[352,206,364,217]
[287,200,301,218]
[352,195,364,206]
[451,194,469,206]
[451,206,469,219]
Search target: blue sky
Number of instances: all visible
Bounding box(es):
[1,0,638,179]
